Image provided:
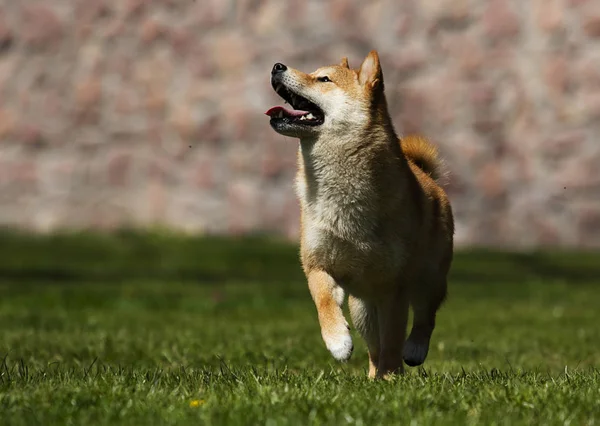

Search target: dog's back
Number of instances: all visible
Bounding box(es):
[400,134,454,273]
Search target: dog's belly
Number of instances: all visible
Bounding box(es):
[303,225,403,299]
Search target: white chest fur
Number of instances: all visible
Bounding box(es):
[295,143,381,267]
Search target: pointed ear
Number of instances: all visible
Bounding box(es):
[339,57,349,69]
[358,50,383,89]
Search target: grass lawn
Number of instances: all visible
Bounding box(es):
[0,230,599,425]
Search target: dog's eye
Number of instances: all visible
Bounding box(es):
[317,76,332,82]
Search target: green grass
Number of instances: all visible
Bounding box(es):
[1,230,599,425]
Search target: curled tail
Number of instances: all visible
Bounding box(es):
[400,135,446,182]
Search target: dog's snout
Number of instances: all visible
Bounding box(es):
[272,63,287,75]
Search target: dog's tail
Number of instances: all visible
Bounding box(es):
[400,135,446,183]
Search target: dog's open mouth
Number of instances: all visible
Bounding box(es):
[265,84,324,126]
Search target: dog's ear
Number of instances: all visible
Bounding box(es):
[339,57,350,69]
[358,50,383,90]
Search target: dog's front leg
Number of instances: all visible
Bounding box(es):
[307,270,353,361]
[376,286,409,379]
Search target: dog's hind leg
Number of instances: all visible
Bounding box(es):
[307,270,354,362]
[403,275,447,367]
[348,295,380,378]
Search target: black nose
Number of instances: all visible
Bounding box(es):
[272,63,287,75]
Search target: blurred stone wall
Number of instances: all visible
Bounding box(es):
[0,0,599,248]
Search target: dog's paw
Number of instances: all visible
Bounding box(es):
[402,339,429,367]
[324,329,354,362]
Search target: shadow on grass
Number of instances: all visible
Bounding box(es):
[0,229,598,285]
[449,249,600,285]
[0,229,304,284]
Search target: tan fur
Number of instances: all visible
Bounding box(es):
[268,51,454,379]
[401,135,445,182]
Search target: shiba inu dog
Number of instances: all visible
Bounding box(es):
[265,51,454,379]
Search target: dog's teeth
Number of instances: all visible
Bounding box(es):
[278,111,284,118]
[306,113,315,120]
[299,116,306,120]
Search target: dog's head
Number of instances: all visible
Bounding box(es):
[266,50,387,139]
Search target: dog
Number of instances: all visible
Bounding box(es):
[265,51,454,379]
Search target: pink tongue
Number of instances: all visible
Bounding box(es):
[265,106,309,117]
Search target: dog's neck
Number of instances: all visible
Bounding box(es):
[297,125,399,202]
[298,119,401,171]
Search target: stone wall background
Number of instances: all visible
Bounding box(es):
[0,0,599,248]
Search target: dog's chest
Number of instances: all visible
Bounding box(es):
[295,144,406,288]
[302,208,374,275]
[298,169,374,247]
[298,174,391,281]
